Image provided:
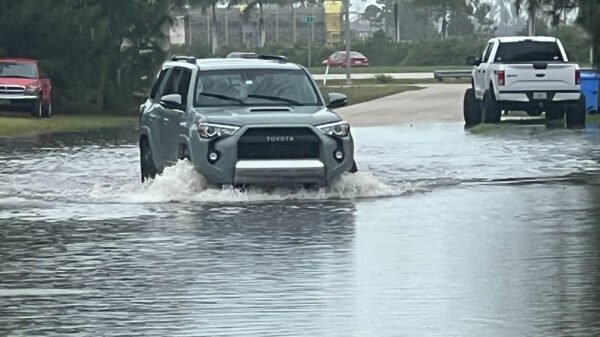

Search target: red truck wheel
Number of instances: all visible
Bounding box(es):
[30,98,42,118]
[42,100,52,118]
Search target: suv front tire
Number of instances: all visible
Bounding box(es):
[140,137,159,182]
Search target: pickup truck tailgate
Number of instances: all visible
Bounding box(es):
[502,63,578,91]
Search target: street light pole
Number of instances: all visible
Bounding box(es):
[344,0,351,85]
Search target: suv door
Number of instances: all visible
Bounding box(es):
[475,42,494,98]
[159,67,192,165]
[144,67,171,169]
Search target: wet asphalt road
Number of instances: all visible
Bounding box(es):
[1,122,600,337]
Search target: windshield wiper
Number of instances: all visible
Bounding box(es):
[247,94,303,106]
[198,92,244,105]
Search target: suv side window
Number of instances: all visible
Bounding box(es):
[482,42,494,63]
[162,68,183,96]
[150,68,169,100]
[177,69,192,106]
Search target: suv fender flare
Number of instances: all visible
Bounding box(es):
[139,126,158,162]
[138,125,163,172]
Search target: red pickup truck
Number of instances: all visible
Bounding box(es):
[0,58,52,118]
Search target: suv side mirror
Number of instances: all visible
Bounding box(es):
[466,56,482,66]
[39,72,49,79]
[160,94,183,110]
[327,92,348,108]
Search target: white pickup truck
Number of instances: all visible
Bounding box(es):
[464,36,585,127]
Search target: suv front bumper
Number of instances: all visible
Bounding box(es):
[188,124,354,186]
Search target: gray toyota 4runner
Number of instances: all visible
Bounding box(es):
[139,55,357,187]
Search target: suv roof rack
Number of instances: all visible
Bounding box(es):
[171,55,197,64]
[257,54,288,62]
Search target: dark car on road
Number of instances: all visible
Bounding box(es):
[139,55,357,187]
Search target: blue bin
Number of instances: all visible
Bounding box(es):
[580,70,599,114]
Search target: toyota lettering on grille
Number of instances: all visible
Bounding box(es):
[265,136,295,142]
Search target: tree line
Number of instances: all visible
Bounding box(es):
[0,0,600,114]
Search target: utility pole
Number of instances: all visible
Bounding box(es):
[276,6,279,43]
[344,0,351,85]
[186,0,192,45]
[394,0,400,43]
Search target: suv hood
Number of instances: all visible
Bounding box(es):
[194,106,343,127]
[0,78,38,86]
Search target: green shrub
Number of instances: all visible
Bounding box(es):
[374,74,394,83]
[401,37,487,66]
[555,26,592,64]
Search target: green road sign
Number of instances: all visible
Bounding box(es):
[303,16,315,24]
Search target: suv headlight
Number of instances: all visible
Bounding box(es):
[197,122,239,139]
[317,121,350,137]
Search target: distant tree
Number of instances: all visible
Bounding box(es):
[472,2,495,36]
[576,0,600,67]
[448,10,475,36]
[544,0,578,28]
[363,4,384,33]
[191,0,221,54]
[0,0,180,113]
[513,0,577,35]
[409,0,479,40]
[229,0,294,48]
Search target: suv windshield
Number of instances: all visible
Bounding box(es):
[195,68,321,107]
[0,62,37,78]
[494,41,564,63]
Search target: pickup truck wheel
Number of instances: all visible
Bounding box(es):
[140,138,158,182]
[545,106,564,121]
[565,96,586,128]
[482,90,501,123]
[41,100,52,118]
[30,99,42,118]
[463,88,481,126]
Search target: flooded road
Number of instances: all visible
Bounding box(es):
[1,123,600,336]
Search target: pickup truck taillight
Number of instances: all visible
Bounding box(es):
[575,69,581,85]
[497,70,505,86]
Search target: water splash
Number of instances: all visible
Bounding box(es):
[102,160,398,204]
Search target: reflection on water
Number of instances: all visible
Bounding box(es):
[1,124,600,336]
[0,202,358,337]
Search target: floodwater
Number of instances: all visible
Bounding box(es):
[1,123,600,337]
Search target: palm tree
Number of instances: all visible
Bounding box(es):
[513,0,541,35]
[411,0,479,41]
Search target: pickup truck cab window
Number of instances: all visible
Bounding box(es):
[494,41,565,63]
[482,42,494,63]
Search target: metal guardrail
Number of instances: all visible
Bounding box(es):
[433,70,472,82]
